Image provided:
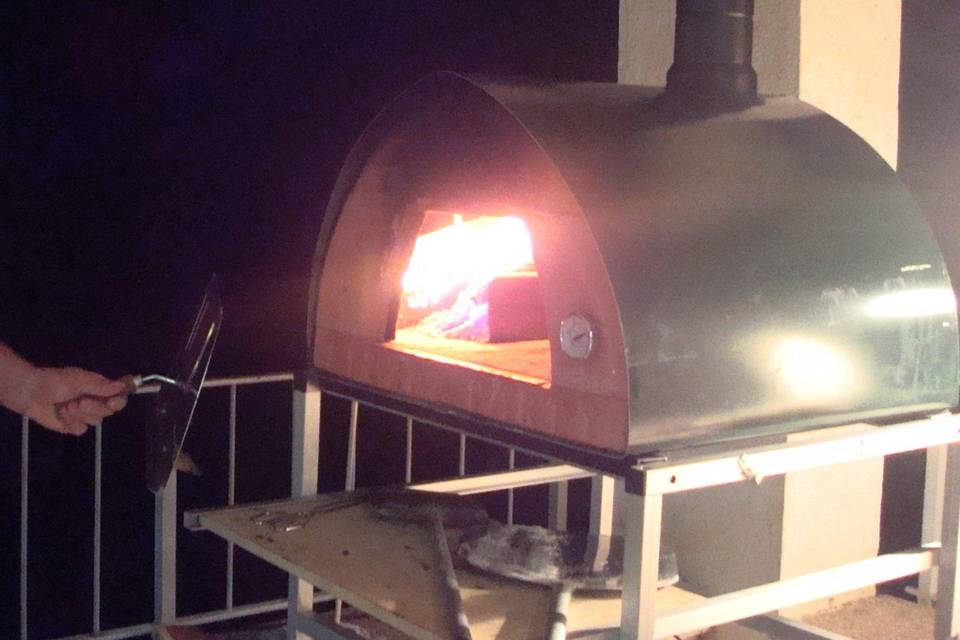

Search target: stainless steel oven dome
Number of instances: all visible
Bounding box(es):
[308,70,958,459]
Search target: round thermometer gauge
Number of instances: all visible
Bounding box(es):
[559,314,595,360]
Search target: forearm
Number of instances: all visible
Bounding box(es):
[0,343,36,415]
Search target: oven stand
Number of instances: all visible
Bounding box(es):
[185,374,960,639]
[617,413,960,640]
[292,382,960,639]
[288,375,322,640]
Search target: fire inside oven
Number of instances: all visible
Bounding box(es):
[395,211,549,383]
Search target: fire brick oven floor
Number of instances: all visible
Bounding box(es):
[391,329,551,383]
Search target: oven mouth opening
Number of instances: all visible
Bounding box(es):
[388,209,551,385]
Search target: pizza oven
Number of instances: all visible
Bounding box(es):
[308,1,958,462]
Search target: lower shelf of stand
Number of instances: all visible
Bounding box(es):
[188,492,705,640]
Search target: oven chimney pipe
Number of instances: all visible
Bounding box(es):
[665,0,759,107]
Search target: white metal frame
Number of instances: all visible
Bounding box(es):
[288,376,322,640]
[937,443,960,639]
[17,373,960,640]
[281,379,555,639]
[917,443,949,605]
[616,414,960,640]
[279,405,960,640]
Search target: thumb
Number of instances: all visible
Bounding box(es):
[62,368,128,398]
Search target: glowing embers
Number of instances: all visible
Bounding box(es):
[398,212,542,342]
[392,211,550,383]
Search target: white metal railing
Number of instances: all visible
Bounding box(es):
[20,414,28,640]
[18,371,532,640]
[24,369,952,640]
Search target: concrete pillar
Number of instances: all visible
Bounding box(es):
[898,1,960,289]
[619,2,896,617]
[618,0,900,167]
[893,4,960,601]
[618,0,800,96]
[799,1,902,167]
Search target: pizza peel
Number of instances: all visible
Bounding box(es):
[144,275,222,493]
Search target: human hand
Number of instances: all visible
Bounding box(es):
[20,367,129,435]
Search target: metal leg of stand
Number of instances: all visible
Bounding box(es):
[920,445,948,604]
[590,475,626,537]
[154,472,177,627]
[549,480,569,531]
[289,377,321,640]
[619,489,663,640]
[936,442,960,639]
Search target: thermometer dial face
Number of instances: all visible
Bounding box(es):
[559,314,595,360]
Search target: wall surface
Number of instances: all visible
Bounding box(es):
[618,0,892,609]
[617,0,673,88]
[883,0,960,572]
[898,1,960,290]
[799,0,902,167]
[618,0,900,166]
[780,426,883,616]
[618,0,800,95]
[662,477,786,594]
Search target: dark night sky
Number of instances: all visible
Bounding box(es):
[0,3,617,638]
[1,1,617,378]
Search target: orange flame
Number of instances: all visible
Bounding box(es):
[401,215,535,310]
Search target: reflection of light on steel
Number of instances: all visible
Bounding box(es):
[863,288,956,319]
[900,263,932,273]
[774,338,859,404]
[402,215,534,310]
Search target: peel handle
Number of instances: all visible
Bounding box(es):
[53,373,141,422]
[116,374,141,395]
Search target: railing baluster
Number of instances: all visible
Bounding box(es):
[345,401,358,491]
[20,416,29,640]
[548,481,569,531]
[20,374,307,640]
[290,378,321,640]
[404,416,413,484]
[226,384,237,610]
[94,422,103,634]
[507,448,516,525]
[154,472,177,625]
[458,433,467,477]
[335,399,359,625]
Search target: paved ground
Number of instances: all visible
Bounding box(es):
[801,595,933,639]
[705,595,934,640]
[166,593,936,639]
